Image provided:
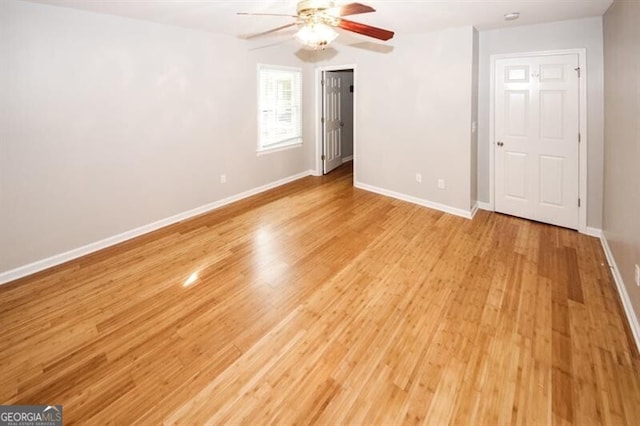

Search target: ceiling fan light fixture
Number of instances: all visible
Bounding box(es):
[296,22,338,49]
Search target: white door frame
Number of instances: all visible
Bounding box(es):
[489,49,588,233]
[314,64,357,181]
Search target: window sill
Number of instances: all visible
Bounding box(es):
[257,143,303,156]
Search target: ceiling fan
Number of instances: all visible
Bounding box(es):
[238,1,394,49]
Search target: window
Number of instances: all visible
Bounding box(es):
[258,64,302,153]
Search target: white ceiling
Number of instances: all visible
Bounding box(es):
[25,0,613,40]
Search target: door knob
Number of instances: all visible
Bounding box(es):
[340,121,344,127]
[497,141,504,147]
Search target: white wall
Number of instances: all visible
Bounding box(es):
[602,0,640,339]
[0,0,308,274]
[478,18,605,228]
[470,28,479,207]
[304,26,477,213]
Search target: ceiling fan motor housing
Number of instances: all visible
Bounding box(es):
[297,0,335,16]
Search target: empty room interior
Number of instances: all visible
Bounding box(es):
[1,0,640,424]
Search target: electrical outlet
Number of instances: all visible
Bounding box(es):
[437,179,445,190]
[635,264,640,287]
[415,173,422,183]
[220,174,226,184]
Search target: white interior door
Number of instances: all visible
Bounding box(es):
[323,71,342,174]
[495,54,580,229]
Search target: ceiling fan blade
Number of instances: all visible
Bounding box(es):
[249,37,297,51]
[240,23,299,40]
[325,2,375,17]
[237,12,298,17]
[337,18,394,41]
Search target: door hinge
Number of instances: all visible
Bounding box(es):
[321,79,325,86]
[321,117,325,124]
[578,198,581,207]
[578,132,581,143]
[321,154,326,161]
[575,67,581,78]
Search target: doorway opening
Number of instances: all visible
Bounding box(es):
[315,65,356,179]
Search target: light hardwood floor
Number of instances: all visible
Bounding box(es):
[1,163,639,425]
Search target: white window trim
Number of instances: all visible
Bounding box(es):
[256,142,303,156]
[257,64,303,155]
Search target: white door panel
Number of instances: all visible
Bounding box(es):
[505,91,529,137]
[505,151,527,200]
[539,155,564,206]
[323,72,342,174]
[495,54,580,229]
[540,91,565,139]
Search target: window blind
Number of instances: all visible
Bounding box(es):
[258,65,302,151]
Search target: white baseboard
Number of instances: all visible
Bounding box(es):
[477,201,492,211]
[600,234,640,353]
[342,155,354,163]
[354,181,474,219]
[583,227,603,238]
[470,202,479,219]
[0,170,314,285]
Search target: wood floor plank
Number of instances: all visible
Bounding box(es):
[1,163,639,424]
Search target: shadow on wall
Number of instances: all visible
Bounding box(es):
[295,47,339,62]
[294,41,395,62]
[347,41,395,54]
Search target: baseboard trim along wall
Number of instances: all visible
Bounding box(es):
[600,234,640,353]
[470,202,479,219]
[342,156,354,163]
[477,201,492,211]
[0,170,315,285]
[354,181,474,220]
[584,227,603,238]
